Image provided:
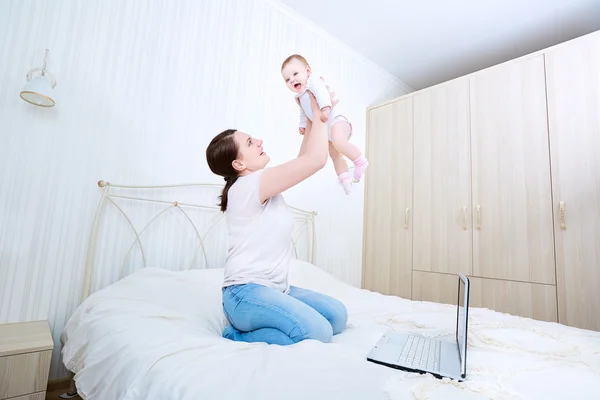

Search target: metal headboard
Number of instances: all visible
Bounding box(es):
[80,180,317,302]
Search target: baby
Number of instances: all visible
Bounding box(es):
[281,54,369,194]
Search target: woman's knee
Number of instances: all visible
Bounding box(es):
[329,299,348,335]
[289,315,333,344]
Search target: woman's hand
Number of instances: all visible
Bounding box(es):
[307,90,323,121]
[320,106,331,123]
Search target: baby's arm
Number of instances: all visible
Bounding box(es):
[307,76,333,122]
[299,106,307,135]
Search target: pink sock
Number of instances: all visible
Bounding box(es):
[338,172,352,195]
[352,156,369,182]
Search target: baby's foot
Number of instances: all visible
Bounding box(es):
[352,156,369,182]
[338,172,352,195]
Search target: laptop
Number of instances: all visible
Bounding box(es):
[366,272,470,381]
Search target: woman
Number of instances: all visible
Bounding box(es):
[206,91,347,345]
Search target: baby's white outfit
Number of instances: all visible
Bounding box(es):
[295,74,352,141]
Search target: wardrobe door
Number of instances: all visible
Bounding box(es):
[412,271,460,305]
[469,276,557,323]
[413,77,472,276]
[545,32,600,331]
[362,98,413,299]
[470,55,555,285]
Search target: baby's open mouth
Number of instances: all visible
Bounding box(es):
[294,83,301,90]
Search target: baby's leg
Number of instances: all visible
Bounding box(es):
[330,120,369,182]
[329,142,352,195]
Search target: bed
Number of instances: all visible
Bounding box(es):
[60,180,600,400]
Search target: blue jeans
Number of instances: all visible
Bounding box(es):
[222,283,348,345]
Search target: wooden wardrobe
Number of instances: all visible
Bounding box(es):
[362,30,600,332]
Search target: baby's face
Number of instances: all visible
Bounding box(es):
[282,58,310,93]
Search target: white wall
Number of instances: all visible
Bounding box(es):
[0,0,409,379]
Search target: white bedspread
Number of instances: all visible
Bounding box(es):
[61,260,600,400]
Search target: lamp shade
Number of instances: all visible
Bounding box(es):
[20,75,56,107]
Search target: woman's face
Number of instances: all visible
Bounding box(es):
[232,131,270,174]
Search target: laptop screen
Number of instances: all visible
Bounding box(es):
[456,274,469,376]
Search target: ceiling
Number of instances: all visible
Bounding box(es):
[278,0,600,90]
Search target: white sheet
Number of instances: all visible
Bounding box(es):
[61,260,600,400]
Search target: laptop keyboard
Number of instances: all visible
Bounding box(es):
[397,335,442,373]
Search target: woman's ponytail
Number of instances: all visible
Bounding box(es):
[206,129,239,212]
[219,175,239,212]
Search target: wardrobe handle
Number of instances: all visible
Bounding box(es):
[476,205,481,230]
[559,201,566,230]
[462,206,467,230]
[404,208,410,229]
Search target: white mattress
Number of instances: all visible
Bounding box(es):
[61,260,600,400]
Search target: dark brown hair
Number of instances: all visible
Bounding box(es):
[281,54,308,71]
[206,129,239,212]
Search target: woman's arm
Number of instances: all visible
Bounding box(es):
[259,91,328,203]
[298,84,336,157]
[297,119,312,158]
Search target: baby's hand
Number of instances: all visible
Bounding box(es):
[320,76,339,107]
[299,127,306,135]
[321,106,331,122]
[330,92,339,107]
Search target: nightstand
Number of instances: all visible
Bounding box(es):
[0,320,54,400]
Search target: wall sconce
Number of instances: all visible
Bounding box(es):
[20,49,57,107]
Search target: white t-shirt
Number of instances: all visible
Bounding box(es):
[222,169,295,293]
